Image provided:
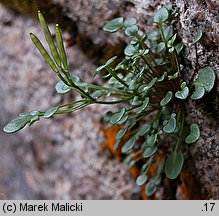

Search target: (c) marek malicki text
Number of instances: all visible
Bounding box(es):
[19,202,83,212]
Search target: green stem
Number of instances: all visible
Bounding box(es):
[141,55,160,76]
[159,23,167,47]
[106,67,129,88]
[95,95,133,104]
[136,33,158,65]
[86,84,131,95]
[56,102,90,114]
[59,99,87,108]
[175,109,185,152]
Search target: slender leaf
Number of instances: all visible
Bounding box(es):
[137,97,150,113]
[147,134,157,146]
[131,96,142,106]
[56,24,68,70]
[30,33,58,73]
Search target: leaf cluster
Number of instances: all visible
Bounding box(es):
[3,6,216,197]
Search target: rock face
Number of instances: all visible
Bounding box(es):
[173,0,219,199]
[0,0,218,199]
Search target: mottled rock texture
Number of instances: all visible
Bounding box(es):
[0,0,218,199]
[173,0,219,199]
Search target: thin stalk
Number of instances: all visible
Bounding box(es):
[69,80,96,102]
[56,72,69,86]
[159,23,167,47]
[173,51,181,75]
[136,33,158,66]
[189,44,199,85]
[141,55,159,76]
[59,99,88,108]
[95,95,133,104]
[106,67,129,88]
[56,102,90,114]
[175,109,185,152]
[86,84,132,95]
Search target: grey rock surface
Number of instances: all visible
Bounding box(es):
[173,0,219,199]
[0,3,141,199]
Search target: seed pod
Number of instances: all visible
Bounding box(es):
[30,33,58,73]
[56,24,68,70]
[38,11,61,67]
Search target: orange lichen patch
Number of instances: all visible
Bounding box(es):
[100,125,124,160]
[141,185,150,200]
[100,124,166,200]
[179,170,208,200]
[130,166,140,179]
